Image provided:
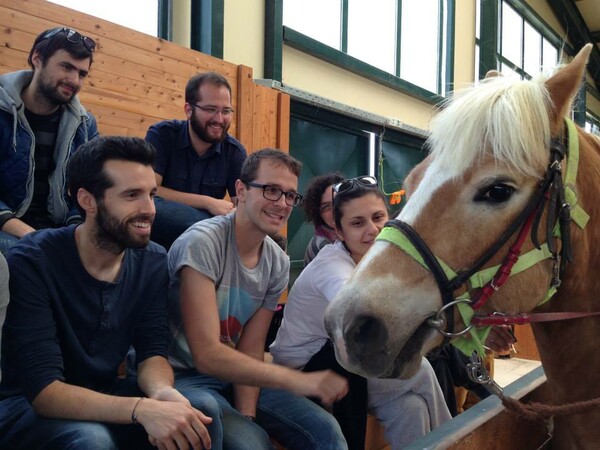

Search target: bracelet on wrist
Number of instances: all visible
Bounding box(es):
[131,397,144,425]
[244,415,256,422]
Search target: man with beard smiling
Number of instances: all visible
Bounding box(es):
[0,136,212,449]
[0,27,99,254]
[145,72,247,249]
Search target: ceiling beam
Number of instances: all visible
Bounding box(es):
[546,0,600,90]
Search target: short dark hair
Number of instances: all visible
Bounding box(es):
[303,172,345,228]
[239,149,302,183]
[28,27,94,69]
[67,136,156,217]
[333,181,387,230]
[185,72,232,105]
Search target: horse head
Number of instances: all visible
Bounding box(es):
[325,44,596,381]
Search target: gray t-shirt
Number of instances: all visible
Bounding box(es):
[167,213,289,370]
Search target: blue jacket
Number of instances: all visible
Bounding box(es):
[0,70,99,228]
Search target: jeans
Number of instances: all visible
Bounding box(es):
[0,380,152,450]
[151,197,212,250]
[0,230,19,255]
[175,370,348,450]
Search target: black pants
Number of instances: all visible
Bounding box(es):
[303,341,368,450]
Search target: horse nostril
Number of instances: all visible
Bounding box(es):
[346,315,388,357]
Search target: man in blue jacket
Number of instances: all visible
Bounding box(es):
[0,26,99,254]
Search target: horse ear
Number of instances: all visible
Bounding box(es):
[484,70,502,79]
[545,44,593,136]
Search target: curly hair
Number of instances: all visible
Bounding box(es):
[303,172,345,228]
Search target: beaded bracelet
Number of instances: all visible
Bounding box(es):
[131,397,144,425]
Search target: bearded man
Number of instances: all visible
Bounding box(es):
[0,27,99,254]
[145,72,247,249]
[0,136,212,450]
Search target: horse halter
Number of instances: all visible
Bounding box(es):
[376,119,589,351]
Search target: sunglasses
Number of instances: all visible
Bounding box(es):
[40,27,96,52]
[332,176,378,195]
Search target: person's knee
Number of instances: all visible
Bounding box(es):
[185,390,223,422]
[54,422,117,450]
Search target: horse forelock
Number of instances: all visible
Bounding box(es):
[427,75,553,179]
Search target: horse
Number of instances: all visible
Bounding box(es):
[324,44,600,449]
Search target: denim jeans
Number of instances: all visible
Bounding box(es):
[175,370,348,450]
[0,380,152,449]
[151,197,212,249]
[0,230,19,255]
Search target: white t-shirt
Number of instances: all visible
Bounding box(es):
[270,240,354,369]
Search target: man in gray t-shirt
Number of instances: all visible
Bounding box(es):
[168,149,349,450]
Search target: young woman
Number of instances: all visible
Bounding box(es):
[302,172,344,266]
[270,176,451,450]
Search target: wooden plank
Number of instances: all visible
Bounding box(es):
[405,367,548,450]
[514,324,541,361]
[237,65,255,152]
[252,85,279,151]
[277,92,290,152]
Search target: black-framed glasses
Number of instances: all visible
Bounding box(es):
[245,182,303,207]
[333,176,378,195]
[40,27,96,52]
[192,104,235,117]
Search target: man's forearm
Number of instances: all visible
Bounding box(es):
[32,380,139,424]
[233,347,264,415]
[156,186,212,210]
[194,341,298,391]
[137,356,176,398]
[2,217,35,238]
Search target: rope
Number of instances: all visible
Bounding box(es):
[499,393,600,421]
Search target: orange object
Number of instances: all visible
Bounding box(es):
[390,189,405,205]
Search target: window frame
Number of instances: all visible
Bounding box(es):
[266,0,454,104]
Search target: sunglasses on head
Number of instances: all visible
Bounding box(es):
[332,176,378,195]
[40,27,96,52]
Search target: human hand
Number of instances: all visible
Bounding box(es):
[293,370,349,405]
[207,198,235,216]
[135,397,212,450]
[485,325,516,353]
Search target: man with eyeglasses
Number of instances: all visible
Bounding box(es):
[145,72,247,249]
[0,27,99,254]
[167,148,349,449]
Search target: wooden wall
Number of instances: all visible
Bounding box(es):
[0,0,289,152]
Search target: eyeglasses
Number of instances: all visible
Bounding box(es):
[245,182,303,207]
[333,176,378,195]
[192,104,235,117]
[40,27,96,52]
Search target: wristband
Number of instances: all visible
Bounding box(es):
[244,415,256,422]
[131,397,144,424]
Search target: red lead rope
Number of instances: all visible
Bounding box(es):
[469,207,539,310]
[471,311,600,326]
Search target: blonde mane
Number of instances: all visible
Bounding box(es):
[427,74,554,178]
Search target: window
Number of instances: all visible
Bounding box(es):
[282,0,453,98]
[476,0,560,81]
[47,0,159,36]
[587,113,600,137]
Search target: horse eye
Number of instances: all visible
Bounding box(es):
[475,183,515,203]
